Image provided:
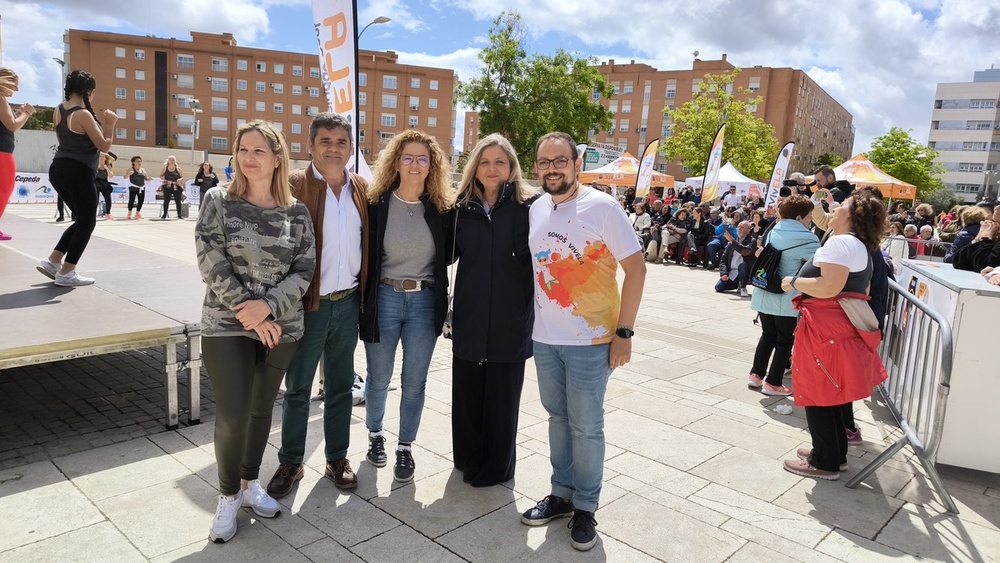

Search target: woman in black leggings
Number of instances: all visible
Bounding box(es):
[159,155,184,219]
[37,70,118,287]
[196,120,315,543]
[126,155,150,219]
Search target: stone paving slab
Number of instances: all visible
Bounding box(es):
[2,204,1000,562]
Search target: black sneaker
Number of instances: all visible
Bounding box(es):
[394,448,415,483]
[520,495,574,526]
[367,434,387,467]
[568,509,598,551]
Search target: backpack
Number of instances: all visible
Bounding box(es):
[750,233,812,294]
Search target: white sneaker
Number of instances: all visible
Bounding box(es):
[352,373,366,405]
[209,490,242,543]
[54,270,95,287]
[242,479,281,518]
[37,259,59,280]
[739,287,750,298]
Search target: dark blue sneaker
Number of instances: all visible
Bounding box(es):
[394,448,415,483]
[568,509,598,551]
[520,495,574,526]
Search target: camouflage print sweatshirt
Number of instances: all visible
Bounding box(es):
[195,187,317,341]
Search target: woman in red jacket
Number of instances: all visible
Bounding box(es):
[780,192,888,480]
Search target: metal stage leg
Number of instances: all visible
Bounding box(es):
[164,342,179,430]
[186,328,202,425]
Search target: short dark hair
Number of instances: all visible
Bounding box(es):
[855,184,884,200]
[535,132,578,161]
[814,165,835,181]
[778,194,814,220]
[131,156,142,164]
[309,112,353,144]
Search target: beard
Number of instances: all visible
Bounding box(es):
[542,173,574,196]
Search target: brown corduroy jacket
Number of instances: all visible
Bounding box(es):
[289,166,370,313]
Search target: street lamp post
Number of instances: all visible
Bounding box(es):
[357,16,390,41]
[52,57,66,86]
[189,98,202,194]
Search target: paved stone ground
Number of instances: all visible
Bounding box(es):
[1,204,999,562]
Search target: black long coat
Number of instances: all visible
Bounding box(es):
[448,183,534,364]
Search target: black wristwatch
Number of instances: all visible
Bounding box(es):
[615,326,634,339]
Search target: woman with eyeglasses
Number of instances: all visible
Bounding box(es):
[360,130,454,484]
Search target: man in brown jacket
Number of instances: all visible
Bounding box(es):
[266,113,370,496]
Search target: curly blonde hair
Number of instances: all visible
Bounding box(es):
[0,68,18,98]
[456,133,537,206]
[369,130,453,212]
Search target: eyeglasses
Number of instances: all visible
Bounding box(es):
[400,155,430,167]
[536,157,572,170]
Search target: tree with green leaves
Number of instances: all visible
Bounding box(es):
[22,107,54,131]
[867,127,945,198]
[456,11,613,170]
[660,69,779,180]
[814,152,844,168]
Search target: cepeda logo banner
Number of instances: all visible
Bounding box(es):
[9,172,55,203]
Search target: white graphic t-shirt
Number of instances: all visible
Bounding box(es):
[529,187,641,345]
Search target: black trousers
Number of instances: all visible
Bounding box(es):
[96,179,113,214]
[203,335,299,495]
[49,159,97,265]
[750,313,798,386]
[451,356,525,487]
[128,187,145,212]
[804,404,849,472]
[161,185,183,218]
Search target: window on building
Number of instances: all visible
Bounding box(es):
[382,94,397,108]
[290,142,301,153]
[748,77,761,92]
[359,110,366,124]
[211,98,228,112]
[211,58,228,72]
[111,47,125,58]
[236,79,247,91]
[611,82,620,95]
[116,109,127,119]
[256,81,266,93]
[177,95,193,109]
[177,74,194,89]
[691,79,701,93]
[272,122,283,132]
[609,101,618,114]
[747,103,758,113]
[408,116,418,128]
[409,96,419,110]
[115,68,126,79]
[971,99,996,109]
[291,104,302,115]
[358,92,366,105]
[359,72,367,86]
[292,65,302,77]
[428,98,438,109]
[307,106,320,116]
[619,119,629,132]
[177,54,194,69]
[291,123,301,134]
[429,80,439,90]
[134,90,145,101]
[309,87,320,98]
[411,77,420,88]
[624,81,633,94]
[135,129,146,141]
[383,75,397,89]
[427,116,437,128]
[134,49,145,61]
[237,118,247,127]
[116,88,126,99]
[256,101,265,112]
[273,103,283,114]
[135,110,146,121]
[211,137,228,151]
[309,67,320,78]
[621,101,631,114]
[135,69,145,81]
[211,78,228,92]
[666,79,676,98]
[177,114,194,129]
[236,99,247,110]
[273,83,284,94]
[211,117,228,131]
[274,63,284,74]
[256,61,266,72]
[116,128,127,139]
[381,113,396,127]
[237,59,247,71]
[380,131,394,145]
[359,130,365,142]
[592,88,600,101]
[292,85,302,96]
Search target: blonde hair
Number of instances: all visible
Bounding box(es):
[457,133,537,206]
[0,68,18,98]
[369,129,453,212]
[227,120,293,208]
[959,205,988,227]
[916,203,934,217]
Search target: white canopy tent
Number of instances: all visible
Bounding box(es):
[684,162,766,197]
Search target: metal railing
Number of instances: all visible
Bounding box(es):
[882,235,953,263]
[845,278,958,514]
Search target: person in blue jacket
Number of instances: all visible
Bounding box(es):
[706,209,742,269]
[747,195,820,396]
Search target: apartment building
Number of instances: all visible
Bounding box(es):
[62,29,456,164]
[928,67,1000,203]
[592,54,855,180]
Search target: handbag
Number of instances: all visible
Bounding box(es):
[442,206,458,339]
[750,234,812,294]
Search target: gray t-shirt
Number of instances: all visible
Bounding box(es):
[381,192,434,282]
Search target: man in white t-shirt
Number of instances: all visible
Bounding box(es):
[519,132,646,552]
[723,185,742,208]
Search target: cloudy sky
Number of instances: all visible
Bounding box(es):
[2,0,998,153]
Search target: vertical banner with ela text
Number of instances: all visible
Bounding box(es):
[764,142,794,211]
[635,139,660,201]
[701,123,725,203]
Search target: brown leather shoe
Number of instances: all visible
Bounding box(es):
[266,463,304,498]
[325,458,358,490]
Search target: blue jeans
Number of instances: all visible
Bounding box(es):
[706,238,725,267]
[364,283,437,443]
[715,262,749,292]
[533,342,613,513]
[278,291,359,464]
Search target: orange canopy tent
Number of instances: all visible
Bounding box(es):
[578,152,675,189]
[832,154,917,200]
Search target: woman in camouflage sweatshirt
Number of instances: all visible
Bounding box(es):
[195,120,316,544]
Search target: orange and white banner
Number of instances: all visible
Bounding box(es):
[701,123,726,202]
[635,139,659,200]
[764,142,794,210]
[311,0,372,180]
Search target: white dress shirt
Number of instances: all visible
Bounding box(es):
[315,164,363,295]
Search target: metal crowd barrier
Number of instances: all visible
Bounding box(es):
[882,235,953,262]
[845,278,959,514]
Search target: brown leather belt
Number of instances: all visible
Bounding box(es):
[319,287,357,301]
[383,278,432,292]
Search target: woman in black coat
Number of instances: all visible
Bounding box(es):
[449,133,537,487]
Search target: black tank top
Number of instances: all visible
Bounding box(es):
[0,121,13,154]
[163,166,181,184]
[53,105,100,172]
[129,168,146,187]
